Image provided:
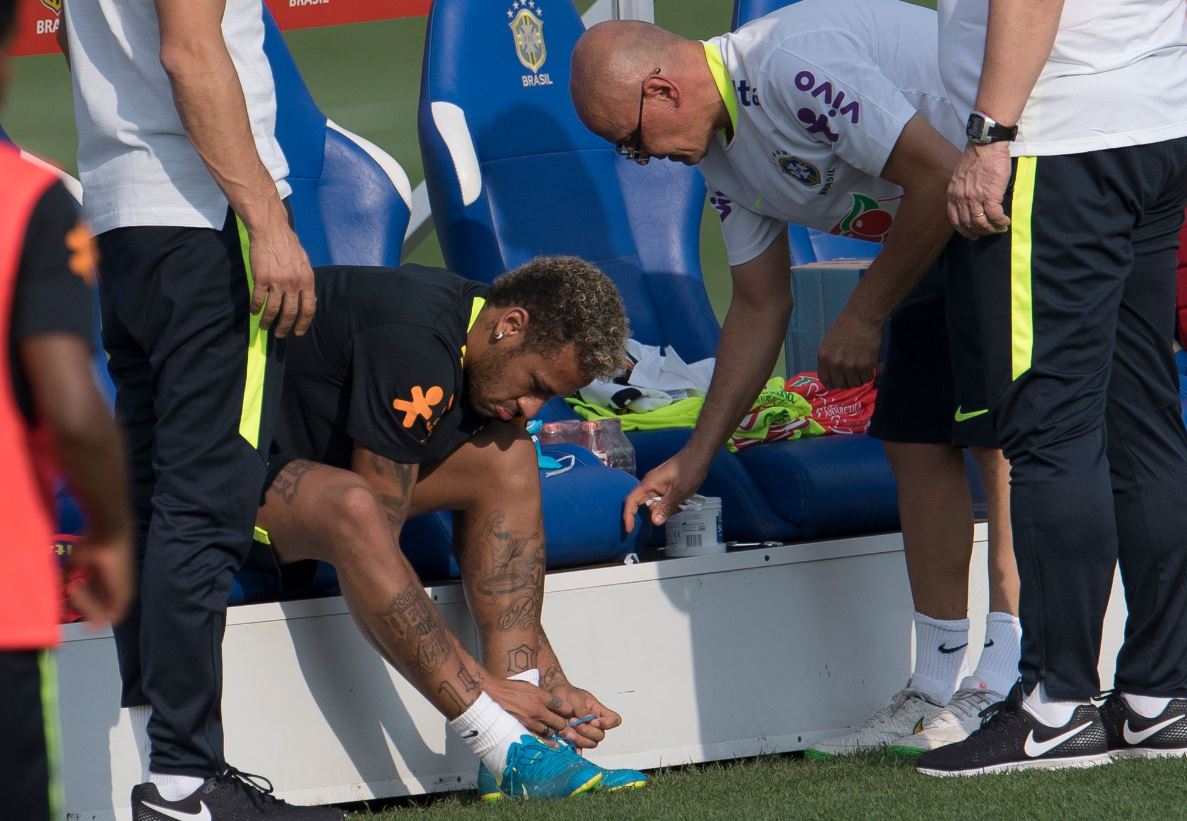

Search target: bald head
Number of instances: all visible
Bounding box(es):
[571,21,684,114]
[570,21,724,164]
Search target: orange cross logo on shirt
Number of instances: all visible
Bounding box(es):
[393,385,445,429]
[66,223,98,284]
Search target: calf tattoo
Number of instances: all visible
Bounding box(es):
[381,584,451,677]
[497,595,538,632]
[476,512,544,597]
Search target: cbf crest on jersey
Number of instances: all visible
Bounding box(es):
[772,150,821,187]
[508,1,553,86]
[41,0,63,13]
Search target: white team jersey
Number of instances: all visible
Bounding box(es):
[938,0,1187,157]
[64,0,291,234]
[699,0,962,267]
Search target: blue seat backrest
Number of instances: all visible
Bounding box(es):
[262,9,410,266]
[418,0,719,362]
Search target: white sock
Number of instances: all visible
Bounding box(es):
[448,692,530,781]
[1123,692,1174,719]
[1022,681,1089,727]
[510,668,540,687]
[128,704,151,783]
[971,612,1021,697]
[911,612,970,705]
[150,772,205,802]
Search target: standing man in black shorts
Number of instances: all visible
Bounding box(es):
[0,3,133,816]
[244,256,646,800]
[918,0,1187,776]
[60,1,331,816]
[570,1,1020,756]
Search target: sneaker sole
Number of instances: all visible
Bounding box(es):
[803,749,835,761]
[918,752,1112,777]
[486,771,603,800]
[607,780,648,792]
[1110,747,1187,760]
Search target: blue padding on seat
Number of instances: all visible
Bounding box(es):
[737,435,900,539]
[400,445,649,582]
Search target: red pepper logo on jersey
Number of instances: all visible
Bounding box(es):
[829,193,895,243]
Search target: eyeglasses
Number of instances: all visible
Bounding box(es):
[615,67,661,164]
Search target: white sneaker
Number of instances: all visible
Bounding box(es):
[886,677,1004,757]
[805,684,945,758]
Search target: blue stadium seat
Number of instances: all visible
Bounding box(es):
[418,0,900,542]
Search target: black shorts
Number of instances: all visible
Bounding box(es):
[868,236,998,448]
[0,650,61,820]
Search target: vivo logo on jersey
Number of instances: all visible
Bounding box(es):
[709,191,733,221]
[735,80,760,107]
[793,71,860,144]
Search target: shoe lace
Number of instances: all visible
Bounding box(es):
[976,681,1025,728]
[219,766,289,810]
[946,689,998,722]
[865,688,931,729]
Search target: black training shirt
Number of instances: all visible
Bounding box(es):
[10,182,96,422]
[271,264,490,470]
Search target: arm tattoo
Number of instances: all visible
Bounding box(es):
[366,456,416,532]
[380,584,452,677]
[438,681,468,715]
[458,667,482,694]
[370,453,416,495]
[271,460,317,505]
[541,665,565,689]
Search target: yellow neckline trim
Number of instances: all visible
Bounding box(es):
[702,40,737,142]
[461,295,487,363]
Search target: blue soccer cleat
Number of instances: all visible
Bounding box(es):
[478,736,646,800]
[485,735,603,799]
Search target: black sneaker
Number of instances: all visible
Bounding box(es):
[1100,691,1187,758]
[916,682,1110,776]
[131,767,344,820]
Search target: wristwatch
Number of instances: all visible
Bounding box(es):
[965,111,1018,145]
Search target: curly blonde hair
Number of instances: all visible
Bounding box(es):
[488,256,628,381]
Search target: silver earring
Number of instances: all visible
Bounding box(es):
[495,330,504,340]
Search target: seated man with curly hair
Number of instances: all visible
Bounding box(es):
[251,256,640,801]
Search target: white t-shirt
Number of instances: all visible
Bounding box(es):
[938,0,1187,157]
[699,0,962,267]
[65,0,290,234]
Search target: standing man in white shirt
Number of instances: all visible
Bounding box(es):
[918,0,1187,776]
[61,1,337,816]
[570,0,1021,758]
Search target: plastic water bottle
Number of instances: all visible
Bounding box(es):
[597,418,636,475]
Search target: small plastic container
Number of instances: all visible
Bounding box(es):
[664,495,725,557]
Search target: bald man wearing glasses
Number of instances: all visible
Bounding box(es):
[571,0,1022,759]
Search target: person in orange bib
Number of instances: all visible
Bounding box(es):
[0,3,134,817]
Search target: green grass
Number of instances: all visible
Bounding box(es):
[342,753,1187,820]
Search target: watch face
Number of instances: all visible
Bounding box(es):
[966,113,991,143]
